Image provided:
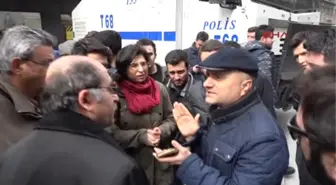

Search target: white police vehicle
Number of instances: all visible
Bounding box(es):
[72,0,321,65]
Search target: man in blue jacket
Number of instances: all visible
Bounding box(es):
[154,48,289,185]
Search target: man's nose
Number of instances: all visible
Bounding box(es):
[112,94,119,102]
[173,74,181,80]
[298,56,306,64]
[203,78,212,88]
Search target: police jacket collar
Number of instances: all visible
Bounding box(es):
[210,89,259,123]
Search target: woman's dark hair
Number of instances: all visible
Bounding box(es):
[115,44,150,81]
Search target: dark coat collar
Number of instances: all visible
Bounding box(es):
[35,110,122,149]
[210,89,260,124]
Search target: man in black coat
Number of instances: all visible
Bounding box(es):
[0,56,150,185]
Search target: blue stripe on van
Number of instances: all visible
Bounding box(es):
[119,31,176,41]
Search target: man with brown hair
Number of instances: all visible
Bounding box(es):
[247,26,258,41]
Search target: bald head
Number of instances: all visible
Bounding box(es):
[41,55,113,113]
[46,55,108,81]
[45,55,108,83]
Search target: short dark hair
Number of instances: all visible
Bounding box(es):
[199,39,224,52]
[297,64,336,152]
[115,44,150,81]
[255,25,274,40]
[304,28,336,64]
[85,31,99,38]
[248,26,258,33]
[165,49,189,68]
[91,30,122,56]
[290,31,318,49]
[136,38,157,54]
[71,37,112,59]
[223,41,241,48]
[196,31,209,42]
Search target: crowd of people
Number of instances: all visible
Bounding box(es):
[0,24,334,185]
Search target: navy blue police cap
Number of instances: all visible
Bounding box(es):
[198,48,259,77]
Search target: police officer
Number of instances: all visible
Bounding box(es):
[154,48,289,185]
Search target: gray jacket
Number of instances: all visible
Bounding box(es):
[244,41,274,89]
[166,73,209,126]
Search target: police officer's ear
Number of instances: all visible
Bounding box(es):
[240,76,253,96]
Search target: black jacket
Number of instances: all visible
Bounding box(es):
[0,110,149,185]
[256,72,277,118]
[184,43,204,82]
[184,43,201,67]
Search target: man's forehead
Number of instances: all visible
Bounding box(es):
[46,56,99,78]
[142,45,154,51]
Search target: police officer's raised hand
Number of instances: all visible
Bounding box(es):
[172,102,200,137]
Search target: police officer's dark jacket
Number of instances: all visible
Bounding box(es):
[176,90,289,185]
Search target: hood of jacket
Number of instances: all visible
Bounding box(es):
[243,40,267,52]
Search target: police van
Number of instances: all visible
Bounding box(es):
[71,0,324,66]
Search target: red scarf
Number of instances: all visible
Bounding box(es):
[119,77,161,114]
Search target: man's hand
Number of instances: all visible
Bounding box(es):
[153,140,191,165]
[173,102,200,137]
[147,128,161,146]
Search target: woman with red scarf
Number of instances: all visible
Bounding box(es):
[109,44,176,185]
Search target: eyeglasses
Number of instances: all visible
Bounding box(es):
[96,85,118,94]
[287,116,335,150]
[22,58,53,67]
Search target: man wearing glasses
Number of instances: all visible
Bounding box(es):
[287,65,336,185]
[0,55,150,185]
[0,26,55,154]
